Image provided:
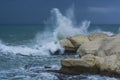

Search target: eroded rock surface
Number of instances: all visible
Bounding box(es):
[60,54,120,77]
[88,33,109,41]
[60,35,90,53]
[59,33,120,78]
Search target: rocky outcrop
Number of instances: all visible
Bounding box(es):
[69,35,89,48]
[88,33,109,41]
[60,35,90,53]
[77,34,120,57]
[60,39,76,53]
[77,38,104,57]
[59,33,120,78]
[60,54,120,77]
[97,35,120,56]
[60,33,109,54]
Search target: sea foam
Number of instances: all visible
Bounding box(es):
[0,8,114,56]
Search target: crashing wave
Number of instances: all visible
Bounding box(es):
[0,8,114,56]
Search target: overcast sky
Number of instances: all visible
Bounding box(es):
[0,0,120,24]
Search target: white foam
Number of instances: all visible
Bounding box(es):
[88,75,119,80]
[89,29,114,36]
[52,8,113,40]
[0,40,64,56]
[0,8,114,56]
[35,72,58,80]
[52,8,90,40]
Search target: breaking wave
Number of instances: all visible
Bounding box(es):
[0,8,114,56]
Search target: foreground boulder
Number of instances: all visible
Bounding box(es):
[60,35,89,53]
[60,54,120,77]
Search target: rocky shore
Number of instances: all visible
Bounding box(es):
[59,33,120,78]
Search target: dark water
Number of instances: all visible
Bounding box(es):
[0,24,46,44]
[0,24,119,43]
[0,24,119,80]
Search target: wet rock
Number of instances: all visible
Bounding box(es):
[44,65,51,69]
[60,54,120,77]
[49,49,62,55]
[60,54,98,75]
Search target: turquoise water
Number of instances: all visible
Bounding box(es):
[0,24,119,80]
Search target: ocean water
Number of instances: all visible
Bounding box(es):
[0,8,120,80]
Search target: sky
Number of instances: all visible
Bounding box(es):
[0,0,120,24]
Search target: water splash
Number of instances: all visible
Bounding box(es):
[0,8,114,56]
[88,75,119,80]
[52,8,90,40]
[0,40,64,56]
[52,8,114,40]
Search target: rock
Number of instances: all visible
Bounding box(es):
[97,36,120,56]
[61,54,95,67]
[88,33,109,41]
[59,33,120,77]
[60,39,74,48]
[60,35,90,53]
[77,38,104,57]
[60,39,76,53]
[44,65,51,69]
[77,34,120,57]
[95,55,120,74]
[60,54,97,75]
[111,34,120,37]
[60,54,120,77]
[69,35,90,48]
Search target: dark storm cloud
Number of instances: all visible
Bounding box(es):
[0,0,120,24]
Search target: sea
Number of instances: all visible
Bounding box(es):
[0,8,120,80]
